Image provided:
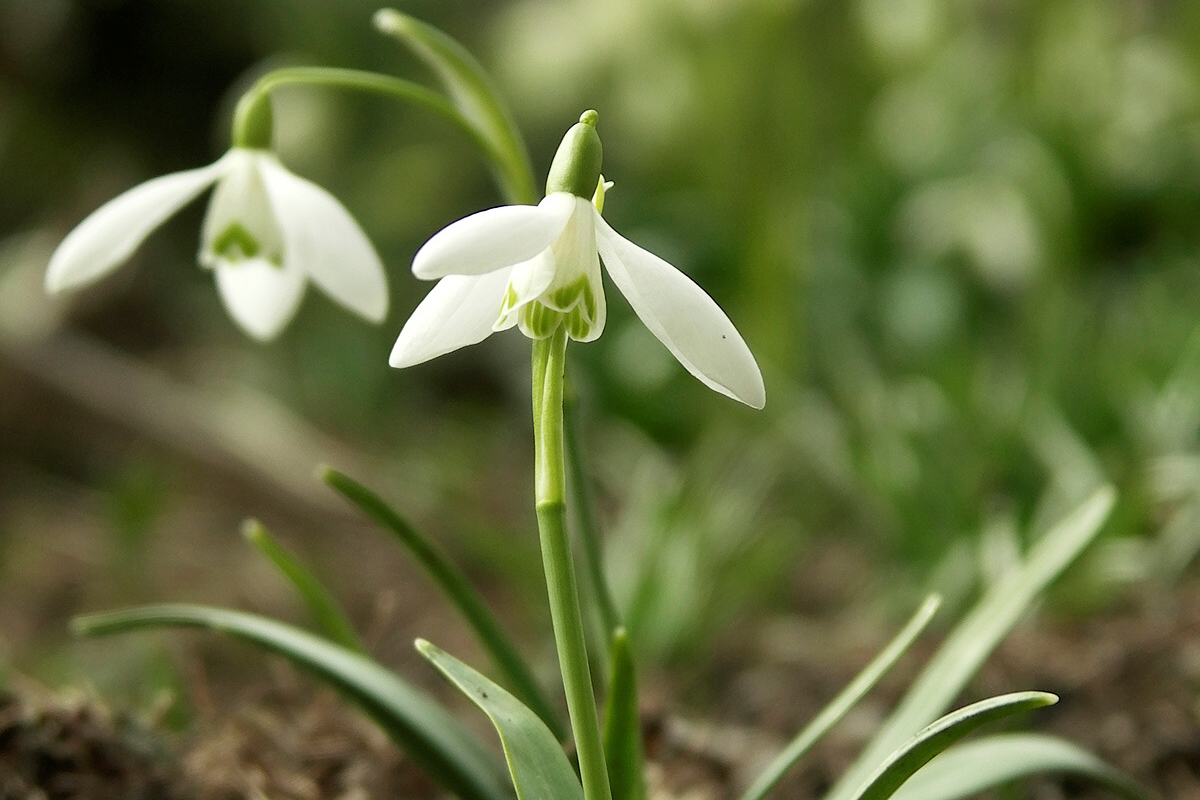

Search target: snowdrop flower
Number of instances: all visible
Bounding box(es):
[46,147,388,340]
[391,111,764,408]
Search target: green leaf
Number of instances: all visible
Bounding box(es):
[564,387,621,643]
[849,692,1058,800]
[73,605,508,800]
[739,595,941,800]
[417,639,584,800]
[825,486,1115,800]
[242,519,365,654]
[889,733,1156,800]
[321,467,564,740]
[373,9,536,205]
[603,628,647,800]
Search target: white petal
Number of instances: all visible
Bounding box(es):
[389,269,513,368]
[412,193,576,279]
[214,258,307,341]
[595,214,765,408]
[504,250,557,310]
[258,155,388,323]
[46,157,228,292]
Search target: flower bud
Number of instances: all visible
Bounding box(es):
[545,110,602,199]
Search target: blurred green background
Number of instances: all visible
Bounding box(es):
[3,0,1200,694]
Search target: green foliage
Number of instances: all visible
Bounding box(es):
[322,466,563,739]
[847,692,1059,800]
[418,639,585,800]
[242,518,366,654]
[73,605,509,800]
[825,487,1115,800]
[602,628,646,800]
[739,596,941,800]
[889,733,1155,800]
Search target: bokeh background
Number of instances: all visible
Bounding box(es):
[3,0,1200,714]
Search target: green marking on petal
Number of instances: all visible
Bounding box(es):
[212,222,262,260]
[565,305,591,340]
[580,281,597,320]
[547,275,593,312]
[520,302,563,339]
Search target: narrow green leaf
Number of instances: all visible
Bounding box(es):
[564,387,621,643]
[321,466,565,741]
[73,605,508,800]
[850,692,1058,800]
[889,733,1156,800]
[373,9,537,205]
[603,628,647,800]
[242,519,366,654]
[825,487,1115,800]
[739,595,941,800]
[418,639,584,800]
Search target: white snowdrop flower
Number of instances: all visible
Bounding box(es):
[46,147,387,340]
[391,111,764,409]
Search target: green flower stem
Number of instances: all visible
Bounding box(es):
[533,327,612,800]
[231,66,491,164]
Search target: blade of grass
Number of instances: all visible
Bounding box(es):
[564,386,621,643]
[849,692,1058,800]
[73,604,507,800]
[603,628,647,800]
[738,595,941,800]
[321,466,565,740]
[889,733,1156,800]
[242,518,365,654]
[824,486,1115,800]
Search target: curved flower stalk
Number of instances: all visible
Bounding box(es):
[46,102,387,340]
[390,111,765,409]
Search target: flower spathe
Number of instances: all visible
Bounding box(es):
[46,148,388,340]
[390,179,766,409]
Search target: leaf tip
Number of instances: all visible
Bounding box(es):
[372,8,408,36]
[241,518,265,543]
[69,615,93,637]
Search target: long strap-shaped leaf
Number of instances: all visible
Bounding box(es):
[243,519,366,654]
[824,486,1115,800]
[888,733,1156,800]
[73,605,510,800]
[418,639,584,800]
[373,8,536,205]
[603,628,647,800]
[848,692,1058,800]
[321,467,564,740]
[738,595,941,800]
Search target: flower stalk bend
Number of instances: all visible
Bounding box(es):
[533,326,612,800]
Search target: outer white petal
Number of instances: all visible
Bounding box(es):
[213,257,307,341]
[412,193,576,279]
[595,213,765,408]
[46,156,229,292]
[258,155,388,323]
[390,268,513,368]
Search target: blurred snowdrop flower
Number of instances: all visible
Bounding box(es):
[390,111,764,408]
[46,147,387,340]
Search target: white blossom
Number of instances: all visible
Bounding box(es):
[47,148,387,340]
